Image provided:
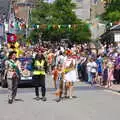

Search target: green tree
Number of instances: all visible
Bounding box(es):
[31,0,52,24]
[69,23,91,43]
[30,0,91,43]
[103,0,120,22]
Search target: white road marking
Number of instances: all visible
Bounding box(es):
[104,89,120,95]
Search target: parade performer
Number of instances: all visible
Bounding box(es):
[32,52,48,101]
[64,50,77,99]
[4,51,20,104]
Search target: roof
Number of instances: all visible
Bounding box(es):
[101,24,120,38]
[110,24,120,31]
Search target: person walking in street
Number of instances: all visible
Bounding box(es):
[55,64,64,102]
[64,50,77,98]
[4,51,20,104]
[32,52,48,101]
[52,66,58,89]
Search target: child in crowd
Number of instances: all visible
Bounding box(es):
[55,64,64,102]
[107,60,114,88]
[52,66,58,89]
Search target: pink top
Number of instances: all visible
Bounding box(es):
[108,68,114,81]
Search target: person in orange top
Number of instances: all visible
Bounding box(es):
[47,50,54,74]
[52,66,58,89]
[54,64,64,102]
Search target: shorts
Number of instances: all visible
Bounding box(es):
[91,73,96,78]
[98,72,102,76]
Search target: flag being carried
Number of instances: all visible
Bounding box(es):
[8,7,16,34]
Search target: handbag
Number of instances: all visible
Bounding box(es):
[12,72,19,80]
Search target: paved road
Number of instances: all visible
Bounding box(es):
[0,75,120,120]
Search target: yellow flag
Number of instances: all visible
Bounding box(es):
[15,42,20,48]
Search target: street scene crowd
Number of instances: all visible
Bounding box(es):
[0,1,120,120]
[0,41,120,104]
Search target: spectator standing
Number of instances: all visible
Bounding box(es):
[90,58,97,86]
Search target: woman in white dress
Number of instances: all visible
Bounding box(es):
[63,50,77,98]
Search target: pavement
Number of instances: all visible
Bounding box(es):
[107,84,120,92]
[0,75,120,120]
[96,84,120,92]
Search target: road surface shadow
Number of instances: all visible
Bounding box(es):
[0,85,104,94]
[14,99,24,102]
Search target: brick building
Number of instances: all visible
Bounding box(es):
[14,0,35,23]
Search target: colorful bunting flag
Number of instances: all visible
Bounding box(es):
[58,25,61,29]
[47,25,52,30]
[31,24,91,31]
[40,24,47,29]
[53,25,58,29]
[68,24,71,29]
[37,25,39,29]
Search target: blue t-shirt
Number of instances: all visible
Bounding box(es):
[96,58,103,73]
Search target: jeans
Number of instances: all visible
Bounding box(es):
[88,71,92,83]
[7,78,18,100]
[33,75,46,97]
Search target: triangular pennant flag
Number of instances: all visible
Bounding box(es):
[37,25,39,29]
[68,24,71,29]
[40,24,47,30]
[53,25,58,29]
[47,25,52,30]
[26,24,29,29]
[72,24,77,29]
[58,25,61,29]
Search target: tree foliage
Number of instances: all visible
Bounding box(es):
[103,0,120,22]
[30,0,91,43]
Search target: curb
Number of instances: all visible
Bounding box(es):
[96,85,120,93]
